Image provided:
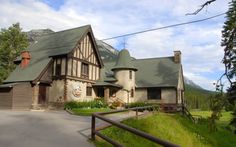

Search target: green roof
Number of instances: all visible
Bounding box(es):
[0,83,20,88]
[134,57,180,87]
[111,49,137,71]
[4,25,92,83]
[92,81,122,88]
[103,57,180,88]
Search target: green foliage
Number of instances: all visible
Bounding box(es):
[64,101,78,109]
[125,102,155,108]
[185,84,213,110]
[208,92,226,132]
[0,23,28,83]
[71,108,111,116]
[221,0,236,129]
[64,98,108,110]
[96,113,236,147]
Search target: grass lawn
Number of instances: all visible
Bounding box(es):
[95,113,236,147]
[71,108,111,116]
[191,111,233,127]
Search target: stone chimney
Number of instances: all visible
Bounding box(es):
[174,50,181,63]
[20,51,31,68]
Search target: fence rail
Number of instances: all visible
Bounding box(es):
[91,105,180,147]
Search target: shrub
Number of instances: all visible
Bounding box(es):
[64,101,79,110]
[126,102,155,108]
[64,98,108,110]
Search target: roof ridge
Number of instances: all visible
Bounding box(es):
[39,25,91,37]
[134,56,174,61]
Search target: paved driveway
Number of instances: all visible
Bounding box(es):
[0,110,94,147]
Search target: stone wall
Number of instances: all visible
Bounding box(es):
[49,80,65,102]
[66,79,95,102]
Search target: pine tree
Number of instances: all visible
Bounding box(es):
[0,23,28,83]
[221,0,236,132]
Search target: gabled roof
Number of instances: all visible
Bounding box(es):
[103,57,181,88]
[4,25,102,83]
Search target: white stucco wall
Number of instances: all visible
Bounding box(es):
[132,87,176,104]
[133,88,147,102]
[49,80,64,102]
[115,70,135,91]
[114,70,136,102]
[161,88,176,103]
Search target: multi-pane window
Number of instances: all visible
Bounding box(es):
[147,88,161,100]
[86,87,92,96]
[81,62,89,78]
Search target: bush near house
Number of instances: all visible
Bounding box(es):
[65,98,110,116]
[72,108,111,116]
[125,102,158,108]
[64,98,108,110]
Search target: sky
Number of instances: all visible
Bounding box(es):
[0,0,231,90]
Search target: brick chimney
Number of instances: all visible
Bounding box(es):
[174,50,181,63]
[20,51,31,68]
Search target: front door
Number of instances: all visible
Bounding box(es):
[96,87,104,97]
[38,85,46,104]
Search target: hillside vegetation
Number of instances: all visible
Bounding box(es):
[185,84,213,110]
[96,113,236,147]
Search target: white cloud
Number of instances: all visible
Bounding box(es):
[0,0,231,90]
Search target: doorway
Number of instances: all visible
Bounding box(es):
[38,85,47,104]
[96,87,104,97]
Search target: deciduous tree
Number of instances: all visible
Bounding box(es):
[0,23,28,83]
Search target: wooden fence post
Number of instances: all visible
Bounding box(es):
[91,114,96,140]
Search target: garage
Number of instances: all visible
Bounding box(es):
[0,83,33,109]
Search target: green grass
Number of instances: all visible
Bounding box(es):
[95,113,236,147]
[71,108,111,116]
[191,111,233,127]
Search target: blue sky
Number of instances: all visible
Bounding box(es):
[0,0,231,90]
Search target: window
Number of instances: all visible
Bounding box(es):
[81,62,89,78]
[55,64,61,76]
[131,89,134,97]
[147,88,161,100]
[129,71,132,79]
[86,87,92,96]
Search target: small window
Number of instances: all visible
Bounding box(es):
[55,64,61,76]
[147,88,161,100]
[86,87,92,96]
[131,89,134,97]
[129,71,132,79]
[81,63,89,78]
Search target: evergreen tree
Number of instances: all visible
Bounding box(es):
[221,0,236,132]
[0,23,28,83]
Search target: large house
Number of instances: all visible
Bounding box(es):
[0,25,184,110]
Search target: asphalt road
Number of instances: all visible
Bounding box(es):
[0,110,94,147]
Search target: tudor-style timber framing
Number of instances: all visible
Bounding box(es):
[51,33,101,82]
[65,33,100,81]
